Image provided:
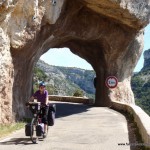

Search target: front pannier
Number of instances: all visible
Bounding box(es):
[25,123,33,136]
[36,124,44,136]
[47,104,56,126]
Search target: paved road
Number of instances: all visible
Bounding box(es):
[0,102,130,150]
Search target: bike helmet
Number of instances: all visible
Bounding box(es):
[39,82,46,87]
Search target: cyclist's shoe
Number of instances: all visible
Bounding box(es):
[43,132,46,138]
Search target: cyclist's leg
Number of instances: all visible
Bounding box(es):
[42,106,48,134]
[45,106,49,134]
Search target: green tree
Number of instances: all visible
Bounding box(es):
[131,74,150,116]
[34,67,47,81]
[73,89,84,97]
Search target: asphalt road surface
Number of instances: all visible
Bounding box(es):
[0,102,130,150]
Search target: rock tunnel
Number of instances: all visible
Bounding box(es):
[0,0,150,123]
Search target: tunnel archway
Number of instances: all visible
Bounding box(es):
[0,0,149,123]
[11,14,138,121]
[40,37,112,106]
[11,28,135,121]
[36,47,95,98]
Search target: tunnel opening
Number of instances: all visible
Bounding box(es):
[34,47,96,99]
[11,35,117,121]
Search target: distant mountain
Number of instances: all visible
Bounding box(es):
[33,60,95,98]
[142,49,150,71]
[131,49,150,116]
[56,66,95,94]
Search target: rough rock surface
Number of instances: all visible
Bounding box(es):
[0,0,150,123]
[143,49,150,70]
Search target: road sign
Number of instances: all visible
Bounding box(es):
[105,76,118,88]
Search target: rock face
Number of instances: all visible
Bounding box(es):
[35,60,95,97]
[0,0,150,123]
[143,49,150,70]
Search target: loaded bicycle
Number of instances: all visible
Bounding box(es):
[25,102,56,144]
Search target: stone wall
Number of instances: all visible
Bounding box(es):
[49,95,94,105]
[111,101,150,148]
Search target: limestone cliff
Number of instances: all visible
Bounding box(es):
[143,49,150,70]
[35,60,95,97]
[0,0,150,123]
[131,49,150,116]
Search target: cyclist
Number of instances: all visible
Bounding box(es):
[28,82,49,137]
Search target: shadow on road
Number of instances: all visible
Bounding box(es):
[52,102,92,118]
[0,102,92,145]
[0,138,34,145]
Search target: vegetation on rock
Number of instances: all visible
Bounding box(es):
[131,49,150,116]
[73,89,84,97]
[131,70,150,116]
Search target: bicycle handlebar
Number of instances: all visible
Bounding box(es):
[26,102,47,108]
[28,102,41,104]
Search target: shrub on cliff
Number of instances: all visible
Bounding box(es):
[73,89,84,97]
[131,73,150,116]
[34,67,47,81]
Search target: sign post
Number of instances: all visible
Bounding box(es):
[105,76,118,89]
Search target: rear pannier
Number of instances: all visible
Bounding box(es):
[47,104,56,126]
[25,123,33,136]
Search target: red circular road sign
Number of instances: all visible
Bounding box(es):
[105,76,118,88]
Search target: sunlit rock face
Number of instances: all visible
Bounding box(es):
[0,0,150,123]
[143,49,150,70]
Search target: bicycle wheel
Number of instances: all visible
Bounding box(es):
[30,118,38,144]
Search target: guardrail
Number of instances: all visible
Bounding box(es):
[48,95,94,104]
[111,101,150,148]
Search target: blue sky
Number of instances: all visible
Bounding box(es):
[40,24,150,72]
[134,24,150,72]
